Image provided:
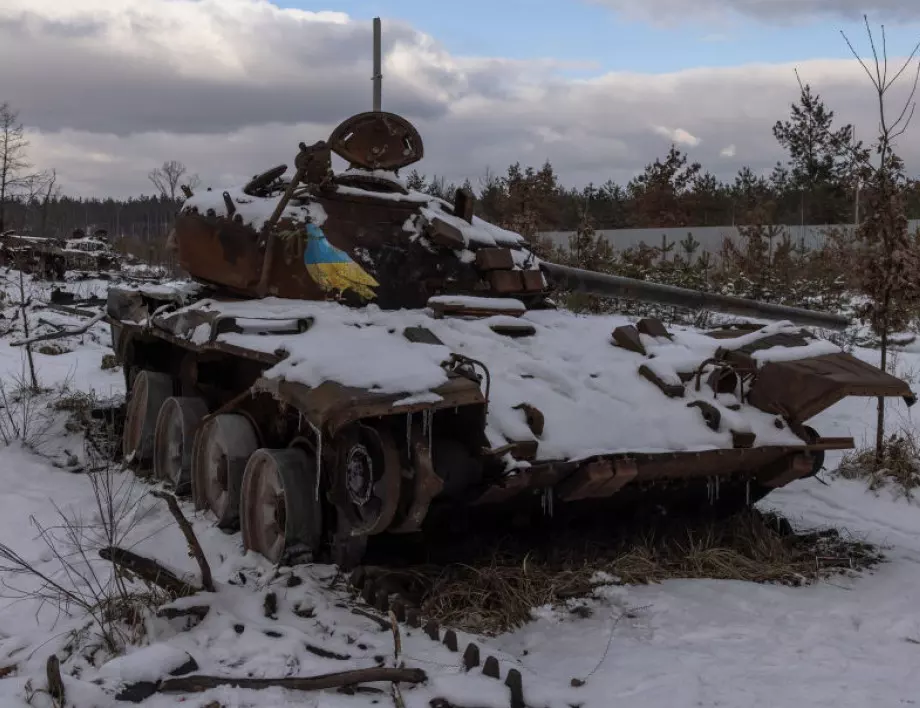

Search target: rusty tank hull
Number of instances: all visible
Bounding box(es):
[105,109,913,570]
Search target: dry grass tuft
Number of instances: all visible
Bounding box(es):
[37,343,72,356]
[837,429,920,498]
[53,389,97,433]
[51,388,124,463]
[387,509,881,635]
[53,389,96,415]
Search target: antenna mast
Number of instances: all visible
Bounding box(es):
[372,17,382,111]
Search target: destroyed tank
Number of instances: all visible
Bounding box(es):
[105,110,914,569]
[0,228,119,278]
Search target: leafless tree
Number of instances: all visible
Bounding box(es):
[38,169,59,239]
[18,168,60,237]
[841,18,920,463]
[148,160,200,201]
[0,102,32,233]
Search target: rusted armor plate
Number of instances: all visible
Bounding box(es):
[747,352,914,422]
[259,377,486,439]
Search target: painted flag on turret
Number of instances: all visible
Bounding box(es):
[303,222,379,300]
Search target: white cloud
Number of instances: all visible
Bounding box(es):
[589,0,920,24]
[1,0,918,198]
[653,126,702,147]
[720,144,737,157]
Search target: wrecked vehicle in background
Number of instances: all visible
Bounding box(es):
[0,228,120,278]
[102,108,914,570]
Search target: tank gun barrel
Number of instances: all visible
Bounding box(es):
[539,261,850,331]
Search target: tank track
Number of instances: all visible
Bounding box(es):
[346,565,529,708]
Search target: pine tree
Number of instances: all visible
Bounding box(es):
[679,233,701,262]
[627,145,701,228]
[731,167,775,224]
[772,79,868,224]
[688,171,727,225]
[497,160,562,240]
[405,170,426,191]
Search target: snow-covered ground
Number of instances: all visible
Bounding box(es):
[1,270,920,707]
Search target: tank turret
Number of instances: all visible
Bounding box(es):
[175,110,553,312]
[176,110,848,332]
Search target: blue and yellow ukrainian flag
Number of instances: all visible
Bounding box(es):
[303,222,379,301]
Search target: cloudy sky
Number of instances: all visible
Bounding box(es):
[2,0,920,198]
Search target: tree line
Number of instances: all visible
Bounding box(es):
[0,106,199,245]
[405,80,920,238]
[4,77,920,245]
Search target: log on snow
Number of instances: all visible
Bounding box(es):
[151,490,215,592]
[157,666,428,694]
[12,310,105,347]
[46,655,65,705]
[100,546,200,597]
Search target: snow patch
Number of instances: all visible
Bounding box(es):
[183,186,311,232]
[427,295,526,313]
[96,644,193,684]
[393,391,445,406]
[752,338,842,362]
[305,200,327,226]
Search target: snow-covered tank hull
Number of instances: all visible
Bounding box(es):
[106,110,914,569]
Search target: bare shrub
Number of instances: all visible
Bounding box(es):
[0,454,164,657]
[0,372,122,462]
[0,370,55,448]
[837,427,920,498]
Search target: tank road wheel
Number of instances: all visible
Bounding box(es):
[191,414,259,529]
[240,448,322,565]
[153,396,209,494]
[123,370,173,469]
[801,425,826,477]
[335,423,402,536]
[329,423,402,569]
